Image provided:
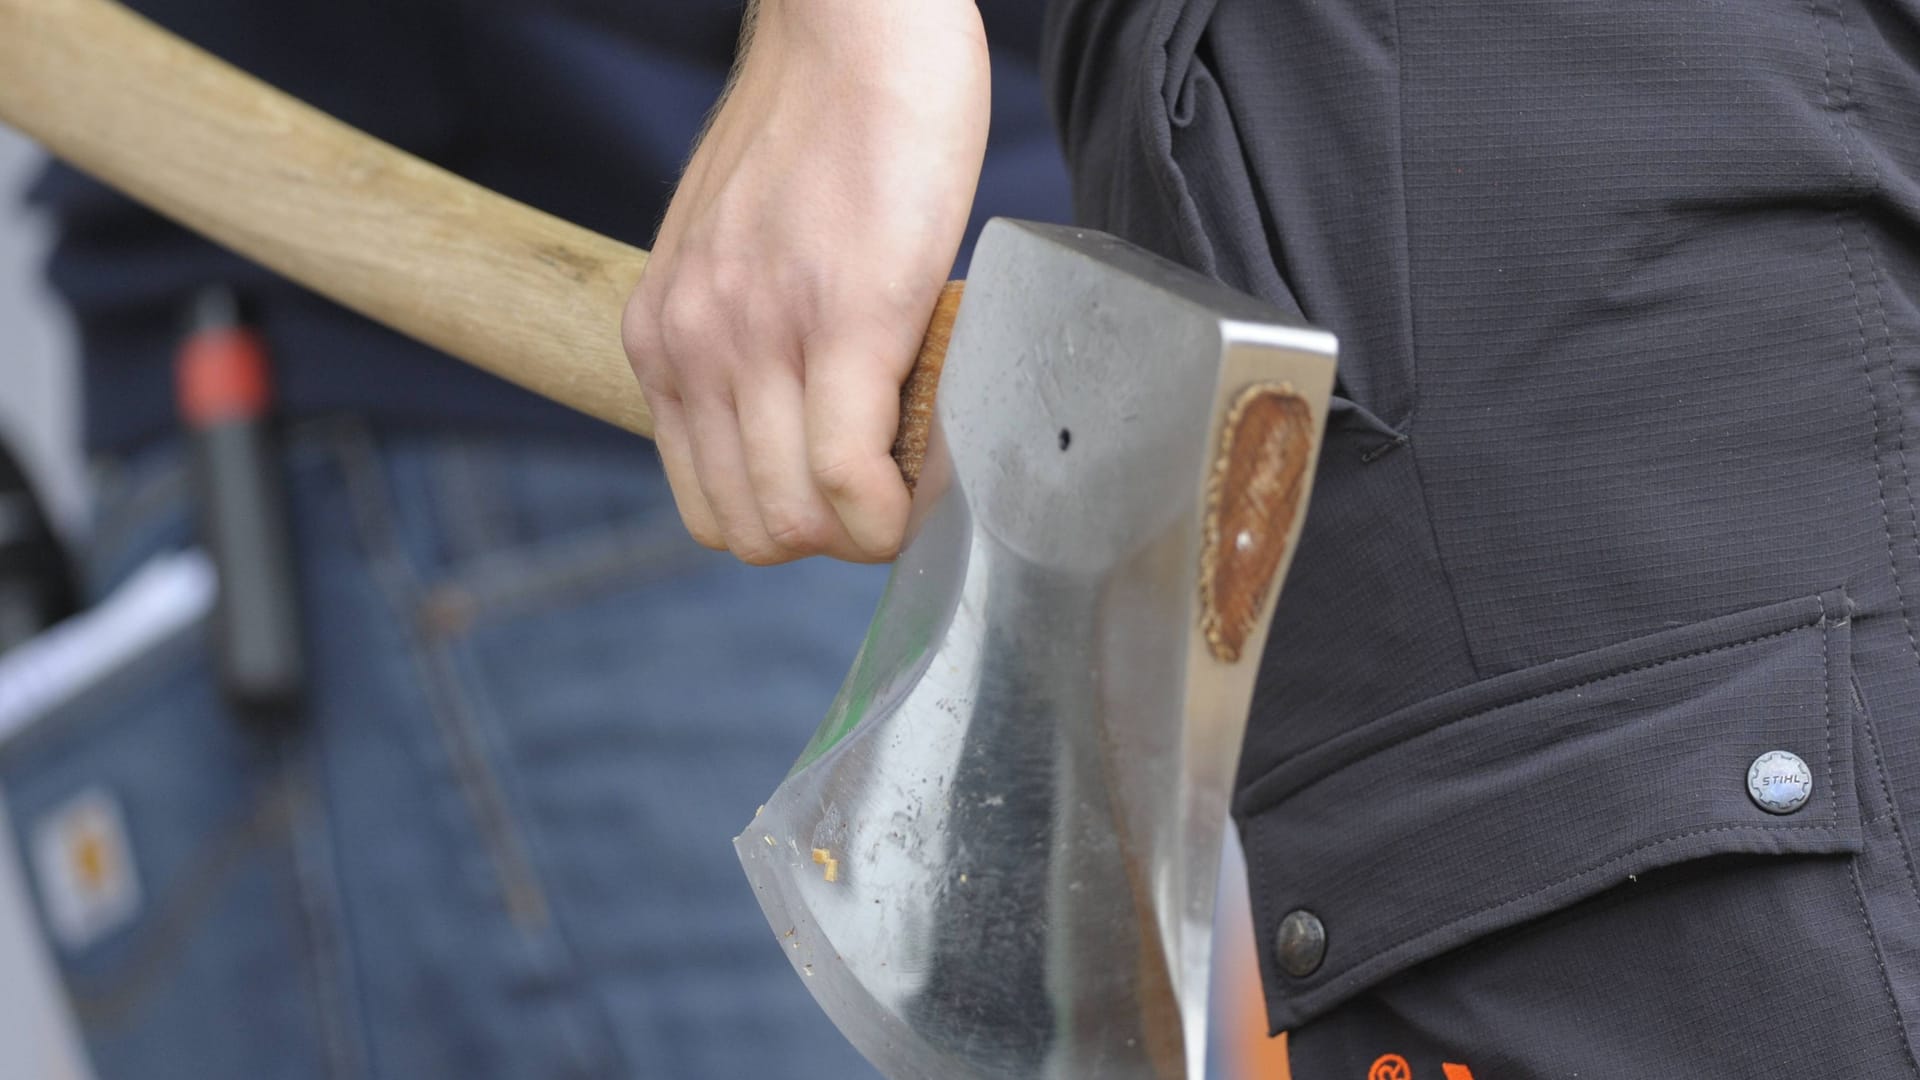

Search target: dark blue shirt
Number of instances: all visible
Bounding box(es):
[36,0,1071,453]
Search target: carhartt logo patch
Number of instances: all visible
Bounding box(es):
[32,788,141,951]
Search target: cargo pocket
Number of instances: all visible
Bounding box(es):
[1235,589,1907,1076]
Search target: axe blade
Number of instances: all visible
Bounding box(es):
[736,220,1336,1080]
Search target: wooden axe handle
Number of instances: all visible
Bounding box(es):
[0,0,959,483]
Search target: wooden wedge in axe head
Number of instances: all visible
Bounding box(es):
[0,1,1338,1075]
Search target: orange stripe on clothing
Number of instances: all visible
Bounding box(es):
[1228,939,1290,1077]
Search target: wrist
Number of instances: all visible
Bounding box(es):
[751,0,986,62]
[733,1,988,121]
[754,0,979,21]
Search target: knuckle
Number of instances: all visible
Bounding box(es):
[809,450,868,500]
[620,291,652,365]
[707,259,756,313]
[719,515,788,566]
[655,285,727,359]
[734,542,791,567]
[629,284,668,355]
[633,357,681,405]
[762,504,830,553]
[622,311,673,401]
[637,373,681,407]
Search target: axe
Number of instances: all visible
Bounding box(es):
[0,1,1339,1076]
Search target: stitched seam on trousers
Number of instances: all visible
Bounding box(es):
[433,641,631,1077]
[1387,0,1417,435]
[1265,618,1818,809]
[336,427,622,1078]
[1843,0,1920,965]
[1816,0,1920,1037]
[419,518,708,638]
[432,439,502,570]
[1823,604,1839,828]
[332,425,553,932]
[1296,820,1854,1012]
[1850,858,1920,1078]
[279,742,368,1080]
[1400,438,1483,680]
[1828,0,1920,637]
[67,777,305,1030]
[1851,667,1920,931]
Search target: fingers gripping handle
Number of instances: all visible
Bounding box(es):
[0,0,958,481]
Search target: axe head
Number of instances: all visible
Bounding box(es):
[736,220,1336,1080]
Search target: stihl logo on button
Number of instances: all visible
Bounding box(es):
[1370,1054,1476,1080]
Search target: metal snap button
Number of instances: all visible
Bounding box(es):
[1274,909,1327,977]
[1748,750,1813,815]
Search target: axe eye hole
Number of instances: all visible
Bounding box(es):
[1058,429,1072,451]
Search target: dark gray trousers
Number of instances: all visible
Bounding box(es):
[1048,0,1920,1074]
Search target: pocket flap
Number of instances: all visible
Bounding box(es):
[1239,590,1862,1031]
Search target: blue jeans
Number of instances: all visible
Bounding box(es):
[1,419,888,1079]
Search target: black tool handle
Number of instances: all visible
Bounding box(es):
[178,288,305,721]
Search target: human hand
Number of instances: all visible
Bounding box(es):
[623,0,990,564]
